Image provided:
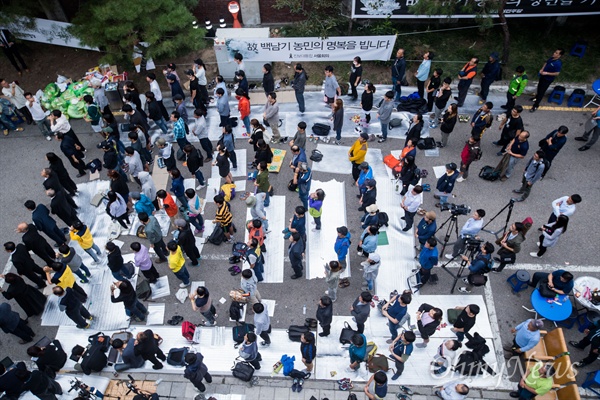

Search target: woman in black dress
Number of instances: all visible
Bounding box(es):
[254,139,273,167]
[46,152,78,196]
[0,273,47,318]
[213,146,232,184]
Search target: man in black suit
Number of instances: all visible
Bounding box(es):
[288,232,305,279]
[3,241,46,289]
[56,132,86,177]
[16,223,55,266]
[41,168,77,209]
[0,29,28,75]
[0,361,27,400]
[134,329,166,369]
[24,200,66,246]
[46,189,79,227]
[53,286,91,329]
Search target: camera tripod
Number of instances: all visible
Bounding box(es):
[69,377,120,400]
[434,212,461,257]
[122,375,176,400]
[481,199,515,240]
[438,241,480,294]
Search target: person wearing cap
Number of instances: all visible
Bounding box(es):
[166,74,185,107]
[356,162,374,198]
[401,185,423,232]
[417,237,438,286]
[192,59,209,106]
[435,163,458,207]
[377,91,395,143]
[294,162,312,210]
[349,132,369,183]
[289,121,307,150]
[479,52,501,104]
[361,252,381,292]
[175,219,200,267]
[502,65,528,112]
[506,319,544,356]
[361,204,379,230]
[246,194,269,232]
[156,138,176,171]
[359,179,377,213]
[334,226,351,271]
[263,92,281,143]
[415,211,436,249]
[511,150,546,203]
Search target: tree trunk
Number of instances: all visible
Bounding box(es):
[498,0,510,66]
[37,0,69,22]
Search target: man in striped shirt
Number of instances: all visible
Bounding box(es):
[212,195,234,243]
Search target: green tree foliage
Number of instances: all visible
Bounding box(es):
[274,0,346,38]
[69,0,206,67]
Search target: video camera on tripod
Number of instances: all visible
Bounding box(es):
[68,377,107,400]
[440,203,471,216]
[123,375,174,400]
[464,236,484,251]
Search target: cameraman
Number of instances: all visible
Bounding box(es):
[445,209,485,260]
[458,242,494,293]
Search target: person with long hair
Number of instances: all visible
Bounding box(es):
[123,81,142,111]
[439,103,458,148]
[193,58,209,106]
[531,215,568,258]
[213,145,232,184]
[399,155,417,196]
[106,190,130,229]
[361,83,375,124]
[331,98,344,144]
[46,152,77,196]
[249,118,265,155]
[107,169,130,209]
[236,88,251,136]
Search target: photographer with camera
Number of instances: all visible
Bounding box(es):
[445,209,486,260]
[457,242,495,294]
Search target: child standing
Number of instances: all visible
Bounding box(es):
[308,189,325,231]
[331,98,344,144]
[361,83,375,125]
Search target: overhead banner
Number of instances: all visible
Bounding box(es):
[1,18,98,50]
[352,0,600,18]
[223,36,397,62]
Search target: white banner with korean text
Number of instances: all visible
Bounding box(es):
[223,36,397,62]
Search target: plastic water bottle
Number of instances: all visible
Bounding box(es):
[303,305,306,315]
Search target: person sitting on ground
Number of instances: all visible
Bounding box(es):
[111,337,145,372]
[431,339,462,375]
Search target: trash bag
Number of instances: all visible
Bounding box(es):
[67,100,87,119]
[70,81,90,97]
[44,82,60,99]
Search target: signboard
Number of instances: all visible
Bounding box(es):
[2,18,98,50]
[352,0,600,18]
[222,36,397,62]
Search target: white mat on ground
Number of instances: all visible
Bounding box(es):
[243,195,285,283]
[150,275,171,300]
[210,149,247,178]
[433,165,447,178]
[146,303,166,325]
[306,179,350,280]
[204,178,222,204]
[310,144,384,176]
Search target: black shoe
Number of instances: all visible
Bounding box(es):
[509,391,519,398]
[356,194,361,198]
[512,189,523,194]
[579,146,590,151]
[529,106,538,113]
[401,216,405,220]
[574,137,587,142]
[569,341,582,349]
[453,96,459,100]
[291,274,302,279]
[500,105,508,109]
[402,227,411,232]
[76,173,86,178]
[318,332,329,337]
[491,267,503,273]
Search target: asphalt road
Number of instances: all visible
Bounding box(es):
[1,88,599,388]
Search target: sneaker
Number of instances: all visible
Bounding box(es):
[179,282,191,288]
[325,290,329,295]
[377,138,387,143]
[232,167,237,171]
[334,140,341,145]
[196,184,206,190]
[573,362,584,368]
[226,238,234,243]
[445,254,453,260]
[15,127,24,132]
[536,242,540,246]
[291,379,298,392]
[386,339,394,344]
[346,367,357,373]
[45,136,52,141]
[297,379,304,392]
[458,287,471,293]
[415,342,428,348]
[456,177,465,183]
[357,251,363,256]
[260,341,271,347]
[462,277,469,284]
[569,341,581,348]
[530,252,540,258]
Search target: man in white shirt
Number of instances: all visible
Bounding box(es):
[48,110,86,151]
[24,92,52,140]
[435,380,469,400]
[1,78,31,124]
[549,194,581,223]
[253,302,271,346]
[401,185,423,232]
[146,72,169,120]
[446,209,486,259]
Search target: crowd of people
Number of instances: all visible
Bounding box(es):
[0,43,595,400]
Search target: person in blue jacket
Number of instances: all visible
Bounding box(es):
[169,168,187,211]
[418,237,439,285]
[358,225,378,257]
[478,52,501,103]
[415,211,436,249]
[334,226,351,270]
[131,192,154,216]
[356,162,373,197]
[435,163,458,206]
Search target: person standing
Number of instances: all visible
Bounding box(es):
[530,49,564,113]
[262,63,275,97]
[0,29,28,74]
[300,331,316,374]
[316,295,333,336]
[530,215,568,258]
[18,369,64,400]
[131,242,160,283]
[213,194,235,243]
[175,220,200,267]
[192,108,213,161]
[288,232,305,279]
[569,324,600,368]
[0,273,46,318]
[416,51,433,99]
[27,339,67,375]
[455,57,479,107]
[17,222,56,266]
[415,304,443,348]
[289,121,307,150]
[499,131,530,182]
[263,92,280,143]
[0,302,35,344]
[55,132,86,177]
[350,291,372,334]
[401,185,423,232]
[53,286,92,329]
[426,68,443,112]
[450,305,480,342]
[548,194,580,223]
[446,209,485,259]
[331,98,344,144]
[361,253,381,292]
[382,292,411,343]
[417,237,439,286]
[415,211,436,249]
[106,191,130,229]
[539,126,568,175]
[575,105,600,151]
[1,79,32,124]
[291,63,307,113]
[240,269,261,308]
[478,52,501,103]
[106,242,133,281]
[184,353,212,393]
[324,261,343,303]
[502,66,528,111]
[358,225,379,257]
[110,280,148,322]
[511,150,546,202]
[348,132,369,183]
[167,241,191,288]
[334,226,351,271]
[46,152,78,196]
[146,72,169,120]
[24,200,66,246]
[69,221,102,264]
[186,69,201,111]
[430,77,452,129]
[82,95,102,133]
[349,56,363,101]
[3,241,46,289]
[308,189,325,231]
[193,59,209,107]
[324,66,341,106]
[294,162,312,210]
[364,371,388,399]
[361,83,375,124]
[138,212,168,264]
[236,88,251,137]
[456,137,482,182]
[190,286,218,327]
[388,330,416,380]
[392,48,406,102]
[495,105,524,155]
[437,103,458,148]
[435,163,458,207]
[145,91,168,135]
[377,91,394,143]
[220,125,237,170]
[470,102,493,141]
[253,302,271,346]
[56,244,91,283]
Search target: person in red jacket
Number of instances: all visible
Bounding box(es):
[457,137,482,182]
[236,88,251,137]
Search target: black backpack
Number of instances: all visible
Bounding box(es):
[377,211,389,228]
[417,137,436,150]
[479,165,500,181]
[287,179,298,192]
[166,347,189,366]
[309,149,323,162]
[229,301,244,322]
[312,123,331,136]
[287,325,310,342]
[410,167,421,185]
[207,225,225,245]
[232,323,255,344]
[232,361,255,381]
